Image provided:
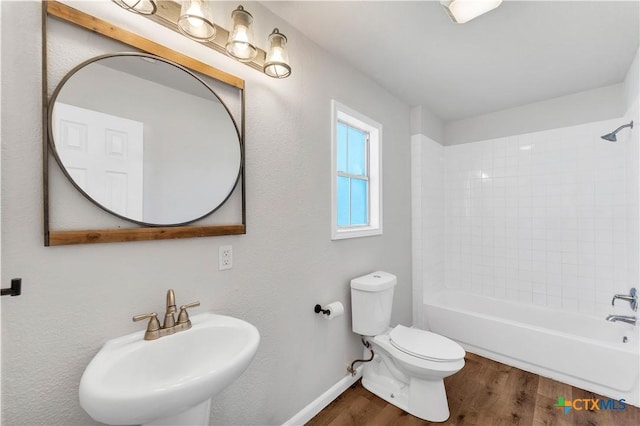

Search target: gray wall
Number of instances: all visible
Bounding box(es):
[410,105,444,145]
[411,48,639,146]
[411,82,627,147]
[444,83,626,145]
[625,47,640,112]
[0,1,412,425]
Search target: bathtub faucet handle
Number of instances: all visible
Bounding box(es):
[611,288,638,312]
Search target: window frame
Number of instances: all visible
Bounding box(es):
[331,100,382,240]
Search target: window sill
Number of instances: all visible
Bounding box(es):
[331,226,382,240]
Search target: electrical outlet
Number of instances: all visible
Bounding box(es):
[219,245,233,270]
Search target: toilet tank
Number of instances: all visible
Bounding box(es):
[350,271,397,336]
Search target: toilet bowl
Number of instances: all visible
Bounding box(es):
[350,271,465,422]
[361,325,465,422]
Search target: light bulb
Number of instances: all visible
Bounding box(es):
[227,27,253,59]
[233,25,249,43]
[186,1,204,27]
[263,28,291,78]
[226,6,257,61]
[178,0,216,41]
[268,47,285,63]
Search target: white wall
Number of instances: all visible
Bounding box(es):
[411,134,443,327]
[0,1,412,425]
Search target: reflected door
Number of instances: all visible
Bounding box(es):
[52,103,144,220]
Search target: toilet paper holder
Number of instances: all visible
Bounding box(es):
[314,302,344,320]
[314,304,331,315]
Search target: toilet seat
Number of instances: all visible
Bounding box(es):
[389,325,465,362]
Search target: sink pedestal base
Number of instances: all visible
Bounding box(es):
[144,399,212,426]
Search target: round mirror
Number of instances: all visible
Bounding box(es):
[48,53,242,226]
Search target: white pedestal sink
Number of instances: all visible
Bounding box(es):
[79,313,260,425]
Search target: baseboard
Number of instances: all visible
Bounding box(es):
[282,366,363,426]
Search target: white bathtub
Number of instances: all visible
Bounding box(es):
[424,290,640,406]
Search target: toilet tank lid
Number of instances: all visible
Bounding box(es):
[350,271,397,291]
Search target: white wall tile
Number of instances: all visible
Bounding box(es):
[431,115,639,318]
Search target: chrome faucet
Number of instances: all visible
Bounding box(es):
[133,289,200,340]
[611,288,638,311]
[606,315,637,326]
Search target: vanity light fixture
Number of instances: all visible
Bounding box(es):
[226,5,258,62]
[263,28,291,79]
[112,0,157,15]
[115,0,293,78]
[178,0,216,42]
[440,0,503,24]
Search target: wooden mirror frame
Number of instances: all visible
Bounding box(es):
[43,1,246,246]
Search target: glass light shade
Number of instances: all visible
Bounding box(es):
[178,0,216,42]
[225,6,258,62]
[112,0,157,15]
[440,0,502,24]
[263,29,291,79]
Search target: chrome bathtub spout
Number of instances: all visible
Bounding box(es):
[606,315,637,326]
[611,288,638,311]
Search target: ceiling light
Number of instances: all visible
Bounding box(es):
[226,5,258,62]
[112,0,157,15]
[441,0,503,24]
[263,29,291,79]
[178,0,216,42]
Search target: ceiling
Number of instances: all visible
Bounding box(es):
[262,1,640,122]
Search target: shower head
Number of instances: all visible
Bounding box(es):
[601,121,634,142]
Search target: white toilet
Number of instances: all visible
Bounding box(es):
[350,271,465,422]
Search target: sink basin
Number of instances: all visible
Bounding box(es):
[79,313,260,425]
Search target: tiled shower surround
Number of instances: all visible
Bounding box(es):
[413,107,639,319]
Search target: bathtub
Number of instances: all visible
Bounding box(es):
[424,290,639,406]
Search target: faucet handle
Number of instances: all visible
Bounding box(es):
[133,312,161,340]
[177,301,200,325]
[612,288,638,311]
[133,312,160,329]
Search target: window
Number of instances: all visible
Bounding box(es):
[331,100,382,240]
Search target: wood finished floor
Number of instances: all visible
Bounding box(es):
[307,353,640,426]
